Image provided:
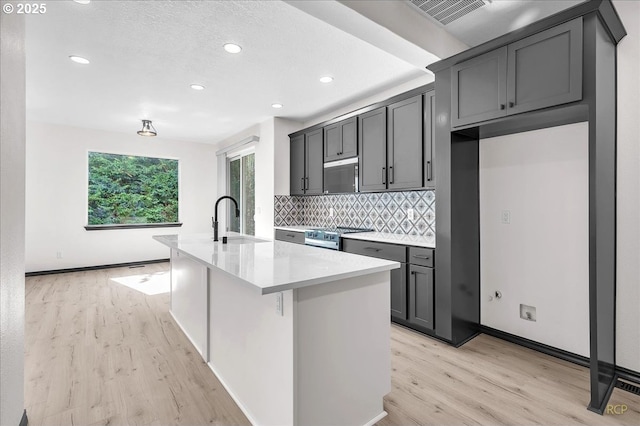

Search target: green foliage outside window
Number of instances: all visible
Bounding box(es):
[88,152,179,225]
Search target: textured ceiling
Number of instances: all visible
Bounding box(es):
[26,0,428,144]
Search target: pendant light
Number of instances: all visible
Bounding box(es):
[137,120,157,137]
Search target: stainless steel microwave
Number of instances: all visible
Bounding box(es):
[323,157,358,194]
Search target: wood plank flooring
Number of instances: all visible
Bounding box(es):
[25,263,638,425]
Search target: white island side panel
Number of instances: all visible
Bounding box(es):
[295,271,391,426]
[170,249,208,359]
[208,267,295,426]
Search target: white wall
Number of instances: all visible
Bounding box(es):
[480,123,590,357]
[0,11,26,426]
[25,122,217,272]
[303,74,434,128]
[614,0,640,372]
[215,117,301,239]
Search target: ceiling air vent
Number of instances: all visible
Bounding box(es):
[409,0,489,26]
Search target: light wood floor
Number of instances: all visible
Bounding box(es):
[25,263,638,425]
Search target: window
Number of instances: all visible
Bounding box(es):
[228,152,255,235]
[87,152,180,228]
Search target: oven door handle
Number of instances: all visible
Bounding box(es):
[304,239,339,250]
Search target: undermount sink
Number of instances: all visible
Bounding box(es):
[224,236,269,244]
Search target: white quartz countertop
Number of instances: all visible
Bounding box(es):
[154,233,399,295]
[274,226,436,248]
[342,232,435,249]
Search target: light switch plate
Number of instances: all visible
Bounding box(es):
[501,210,511,224]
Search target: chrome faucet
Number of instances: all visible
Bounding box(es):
[213,196,240,242]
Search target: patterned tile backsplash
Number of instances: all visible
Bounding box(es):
[274,190,435,237]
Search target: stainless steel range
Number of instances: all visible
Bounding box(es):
[304,227,373,251]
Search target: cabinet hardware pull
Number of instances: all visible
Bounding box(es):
[413,255,430,259]
[509,101,514,108]
[365,247,381,252]
[305,177,309,190]
[286,234,295,237]
[382,167,386,184]
[500,104,505,110]
[389,166,394,184]
[427,161,432,181]
[301,177,304,191]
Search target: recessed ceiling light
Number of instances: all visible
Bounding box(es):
[73,0,91,4]
[223,43,242,54]
[271,103,283,109]
[319,76,334,83]
[69,55,90,65]
[190,84,205,91]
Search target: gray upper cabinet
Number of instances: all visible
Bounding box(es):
[387,94,423,190]
[451,18,582,128]
[451,47,508,128]
[289,134,305,196]
[290,130,323,195]
[424,91,435,188]
[506,18,582,115]
[305,129,324,195]
[358,107,387,192]
[324,117,357,162]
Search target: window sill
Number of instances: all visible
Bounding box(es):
[84,223,183,231]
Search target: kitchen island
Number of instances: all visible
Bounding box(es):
[153,233,399,426]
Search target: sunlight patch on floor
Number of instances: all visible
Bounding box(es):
[111,271,170,295]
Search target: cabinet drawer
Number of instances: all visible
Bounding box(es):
[408,247,434,267]
[342,239,406,262]
[275,229,305,245]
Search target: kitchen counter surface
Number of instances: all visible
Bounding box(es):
[342,231,436,249]
[154,233,399,294]
[274,226,436,248]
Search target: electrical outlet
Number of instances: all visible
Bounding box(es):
[56,251,63,259]
[329,207,334,217]
[501,210,511,224]
[276,292,284,316]
[407,208,415,221]
[520,304,536,322]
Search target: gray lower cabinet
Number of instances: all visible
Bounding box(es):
[390,263,407,320]
[408,264,434,330]
[387,95,423,190]
[274,229,305,245]
[341,238,435,331]
[290,129,323,195]
[324,117,357,162]
[451,17,582,128]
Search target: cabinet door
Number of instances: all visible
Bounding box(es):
[323,122,341,162]
[507,18,582,115]
[423,91,435,188]
[340,117,357,158]
[451,47,507,128]
[391,263,408,320]
[305,129,324,195]
[290,134,305,196]
[409,264,434,330]
[387,95,423,190]
[358,107,387,192]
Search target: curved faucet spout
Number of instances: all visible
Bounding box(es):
[213,196,240,242]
